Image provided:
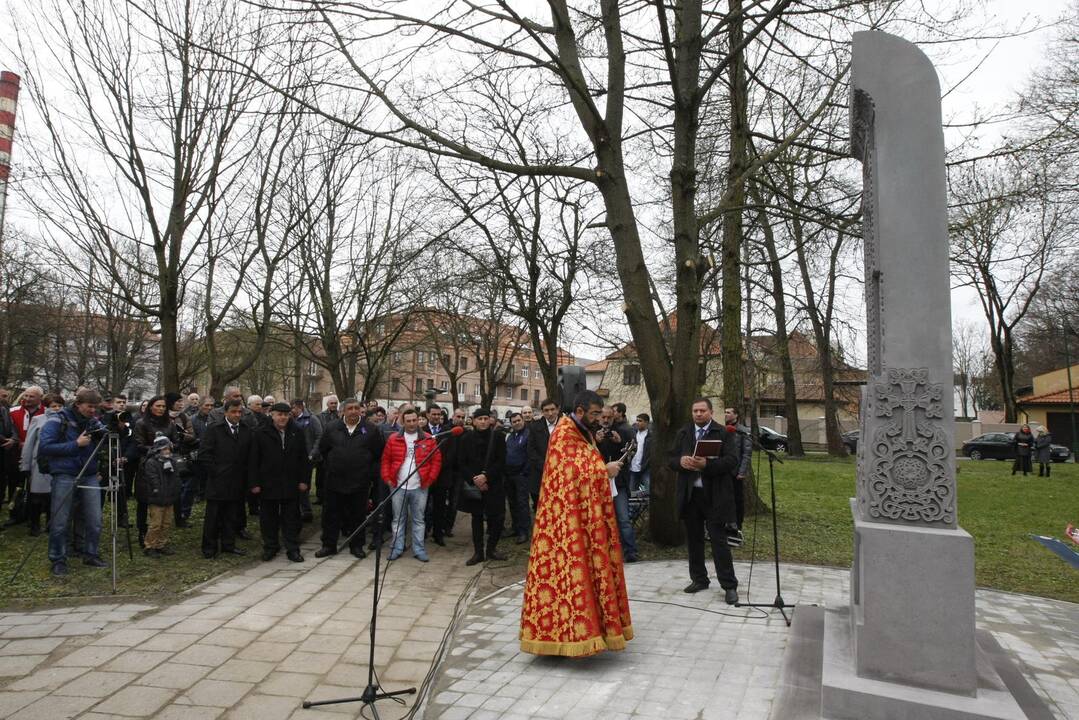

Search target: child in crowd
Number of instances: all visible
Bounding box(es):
[140,435,181,557]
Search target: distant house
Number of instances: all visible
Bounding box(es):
[1018,363,1079,448]
[590,315,864,425]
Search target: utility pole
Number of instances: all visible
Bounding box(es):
[1063,320,1078,460]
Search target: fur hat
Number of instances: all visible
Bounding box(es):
[151,434,172,453]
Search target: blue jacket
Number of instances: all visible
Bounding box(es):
[506,428,529,473]
[38,406,100,478]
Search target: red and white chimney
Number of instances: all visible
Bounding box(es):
[0,71,21,247]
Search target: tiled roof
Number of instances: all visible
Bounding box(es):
[1018,389,1079,405]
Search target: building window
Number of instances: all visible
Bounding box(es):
[308,360,318,376]
[415,378,423,393]
[392,351,401,366]
[417,350,425,365]
[508,364,515,380]
[522,365,529,380]
[623,364,641,386]
[443,354,450,368]
[460,356,469,370]
[534,389,540,404]
[373,321,384,336]
[505,385,513,399]
[458,382,466,396]
[440,380,448,391]
[391,377,400,393]
[427,378,434,389]
[520,388,528,401]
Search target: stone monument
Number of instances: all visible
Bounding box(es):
[774,31,1044,720]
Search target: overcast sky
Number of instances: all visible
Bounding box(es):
[0,0,1070,363]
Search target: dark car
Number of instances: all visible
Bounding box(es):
[758,426,788,453]
[842,429,859,454]
[961,432,1071,463]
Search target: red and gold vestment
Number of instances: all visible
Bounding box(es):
[520,416,633,657]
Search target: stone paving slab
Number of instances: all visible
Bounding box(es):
[0,529,482,719]
[423,561,1079,720]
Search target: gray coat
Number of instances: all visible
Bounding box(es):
[19,410,60,494]
[1035,433,1053,464]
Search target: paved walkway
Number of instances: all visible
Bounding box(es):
[0,532,480,720]
[425,561,1079,720]
[0,549,1076,720]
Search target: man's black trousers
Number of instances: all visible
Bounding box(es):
[320,487,368,552]
[202,499,239,555]
[470,481,505,556]
[259,498,301,553]
[684,486,738,590]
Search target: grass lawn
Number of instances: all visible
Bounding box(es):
[631,455,1079,604]
[0,498,322,607]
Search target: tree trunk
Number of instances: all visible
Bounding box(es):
[158,310,180,393]
[721,0,749,413]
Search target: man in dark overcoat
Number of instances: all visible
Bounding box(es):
[249,403,311,562]
[199,398,252,558]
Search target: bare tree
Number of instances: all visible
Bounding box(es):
[17,0,267,391]
[953,318,987,420]
[949,159,1073,422]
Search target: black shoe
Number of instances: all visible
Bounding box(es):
[314,546,337,558]
[174,519,189,528]
[350,547,366,559]
[202,550,217,559]
[145,548,162,558]
[487,550,507,561]
[515,534,529,545]
[724,587,739,605]
[84,556,108,568]
[466,554,485,566]
[286,550,304,563]
[157,546,175,556]
[237,530,253,540]
[222,547,246,556]
[301,513,314,524]
[444,530,454,538]
[625,555,640,563]
[683,581,709,594]
[261,549,278,561]
[51,561,68,577]
[29,526,40,537]
[433,537,446,547]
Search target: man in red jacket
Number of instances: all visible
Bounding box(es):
[380,408,441,562]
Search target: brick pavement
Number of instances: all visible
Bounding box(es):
[0,532,481,719]
[424,561,1079,720]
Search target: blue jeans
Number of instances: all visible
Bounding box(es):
[613,488,638,560]
[49,474,102,564]
[630,470,651,494]
[390,486,428,558]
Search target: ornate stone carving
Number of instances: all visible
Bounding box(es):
[866,367,954,524]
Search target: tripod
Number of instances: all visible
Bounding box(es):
[735,438,794,626]
[303,429,456,717]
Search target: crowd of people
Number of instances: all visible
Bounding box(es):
[0,384,759,601]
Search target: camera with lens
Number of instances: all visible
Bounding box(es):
[86,419,109,441]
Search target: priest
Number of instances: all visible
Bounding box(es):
[520,390,633,657]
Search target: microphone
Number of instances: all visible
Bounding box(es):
[431,426,465,439]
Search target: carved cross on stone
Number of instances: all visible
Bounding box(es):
[875,368,942,444]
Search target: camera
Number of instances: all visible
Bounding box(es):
[85,419,109,441]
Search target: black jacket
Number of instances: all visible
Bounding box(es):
[425,423,458,489]
[199,420,254,501]
[598,420,633,491]
[138,454,182,506]
[317,419,384,494]
[249,421,311,500]
[456,427,506,512]
[526,418,557,495]
[668,420,739,523]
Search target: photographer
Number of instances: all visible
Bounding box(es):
[37,388,108,577]
[102,394,134,529]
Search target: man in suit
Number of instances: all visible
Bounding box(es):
[249,403,311,562]
[525,398,559,508]
[669,397,741,604]
[424,405,458,546]
[198,398,251,558]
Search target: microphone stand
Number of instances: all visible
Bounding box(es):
[733,430,794,626]
[303,429,458,717]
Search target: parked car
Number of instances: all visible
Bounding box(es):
[758,426,788,453]
[842,429,859,454]
[961,432,1071,463]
